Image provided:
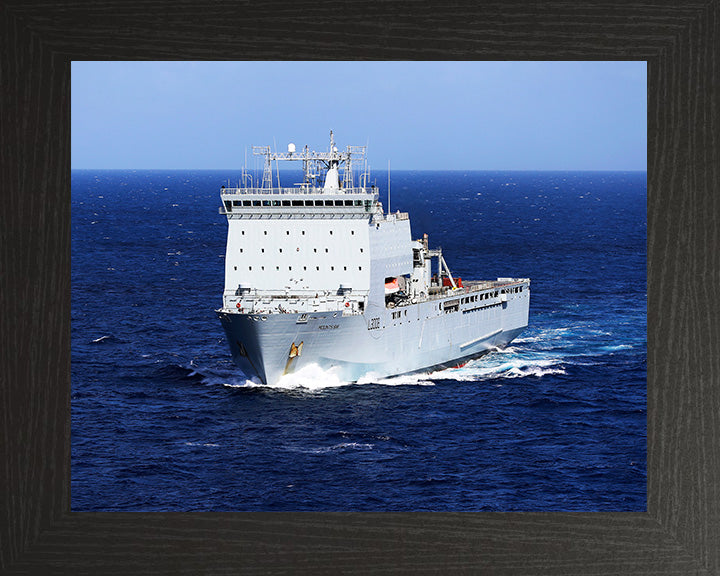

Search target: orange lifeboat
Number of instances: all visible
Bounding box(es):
[384,278,399,295]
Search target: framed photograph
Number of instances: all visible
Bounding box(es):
[2,2,717,574]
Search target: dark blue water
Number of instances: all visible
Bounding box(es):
[71,170,646,511]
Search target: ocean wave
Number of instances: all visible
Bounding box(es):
[154,363,206,383]
[90,334,125,344]
[356,372,436,387]
[302,442,374,454]
[430,353,567,381]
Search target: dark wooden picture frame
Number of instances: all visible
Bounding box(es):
[2,2,718,574]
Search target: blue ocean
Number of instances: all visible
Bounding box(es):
[71,170,646,511]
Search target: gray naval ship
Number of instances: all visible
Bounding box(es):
[217,133,530,384]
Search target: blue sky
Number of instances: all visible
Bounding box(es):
[71,61,646,170]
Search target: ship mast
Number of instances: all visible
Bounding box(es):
[250,131,368,193]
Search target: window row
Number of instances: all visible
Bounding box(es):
[238,247,363,254]
[228,199,368,208]
[238,266,363,272]
[240,230,357,238]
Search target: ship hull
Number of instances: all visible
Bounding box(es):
[218,291,529,385]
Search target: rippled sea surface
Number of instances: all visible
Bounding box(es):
[71,170,646,511]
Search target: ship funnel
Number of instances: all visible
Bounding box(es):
[324,164,340,191]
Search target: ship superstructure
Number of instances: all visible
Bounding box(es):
[217,133,530,384]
